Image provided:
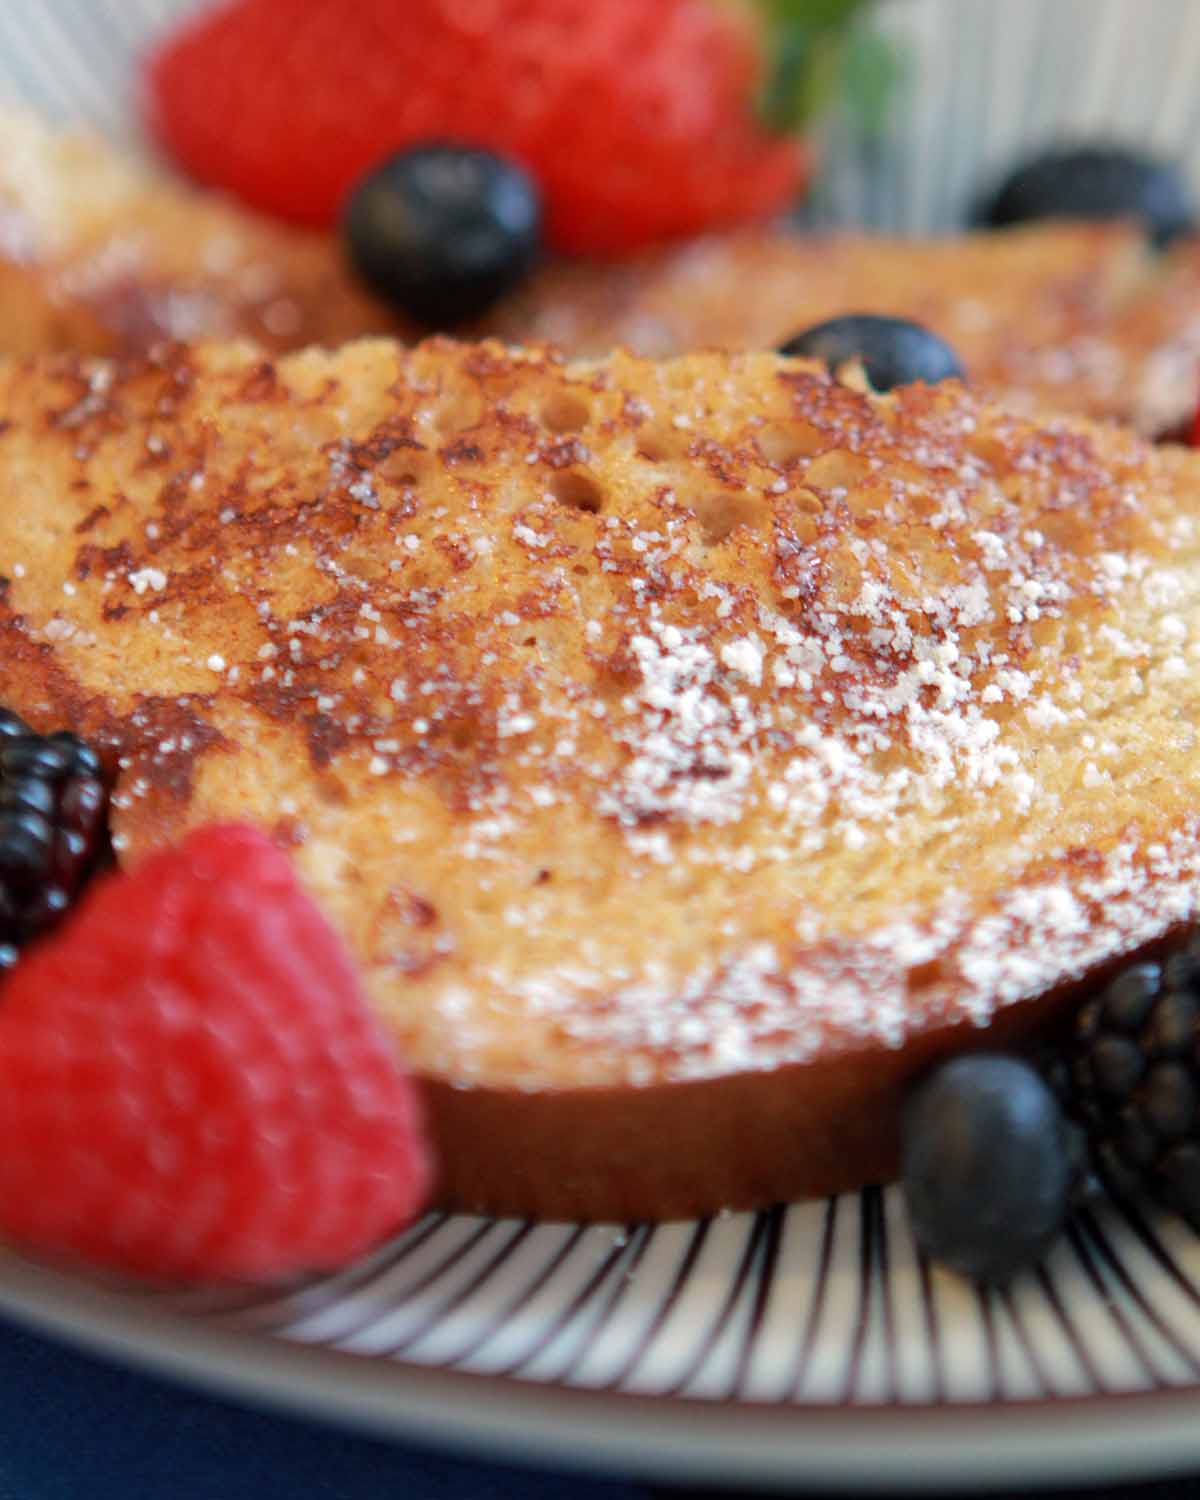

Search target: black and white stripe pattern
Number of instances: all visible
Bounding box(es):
[125,1187,1200,1406]
[809,0,1200,232]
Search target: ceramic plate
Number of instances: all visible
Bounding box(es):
[6,0,1200,1489]
[7,1190,1200,1489]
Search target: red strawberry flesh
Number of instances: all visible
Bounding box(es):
[0,823,432,1281]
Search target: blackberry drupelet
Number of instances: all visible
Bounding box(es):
[0,711,109,969]
[1064,936,1200,1227]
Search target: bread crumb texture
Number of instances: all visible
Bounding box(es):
[0,337,1198,1094]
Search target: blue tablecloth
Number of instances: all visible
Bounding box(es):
[4,1313,1200,1500]
[0,1315,640,1500]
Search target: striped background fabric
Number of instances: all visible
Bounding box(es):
[4,0,1200,232]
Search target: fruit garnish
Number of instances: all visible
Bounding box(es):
[778,314,965,391]
[903,935,1200,1282]
[344,145,542,326]
[901,1054,1076,1282]
[145,0,884,258]
[0,710,108,968]
[0,823,431,1281]
[754,0,902,141]
[1061,942,1200,1228]
[974,145,1195,249]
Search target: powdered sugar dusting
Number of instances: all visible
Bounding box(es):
[8,339,1200,1095]
[525,826,1200,1083]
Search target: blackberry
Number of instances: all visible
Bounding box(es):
[0,712,110,968]
[1062,938,1200,1226]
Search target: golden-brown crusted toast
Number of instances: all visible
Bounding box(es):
[3,336,1200,1219]
[480,224,1178,428]
[1098,236,1200,435]
[0,109,408,355]
[1,110,1197,435]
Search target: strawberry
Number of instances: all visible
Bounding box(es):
[144,0,874,257]
[0,824,431,1282]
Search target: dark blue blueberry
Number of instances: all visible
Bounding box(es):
[778,315,965,393]
[901,1054,1073,1281]
[344,143,542,326]
[974,145,1194,248]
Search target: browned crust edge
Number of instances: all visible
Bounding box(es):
[418,973,1123,1222]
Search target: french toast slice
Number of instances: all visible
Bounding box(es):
[2,336,1200,1219]
[1099,236,1200,436]
[0,109,408,355]
[0,110,1195,434]
[481,222,1155,422]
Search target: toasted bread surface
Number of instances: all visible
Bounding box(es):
[2,337,1200,1216]
[480,223,1200,432]
[0,109,407,355]
[1,112,1198,436]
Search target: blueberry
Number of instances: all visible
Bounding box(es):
[974,145,1194,248]
[344,143,542,326]
[901,1054,1073,1281]
[778,315,965,393]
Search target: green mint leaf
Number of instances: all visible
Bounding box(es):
[752,0,903,137]
[839,19,908,141]
[757,0,872,32]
